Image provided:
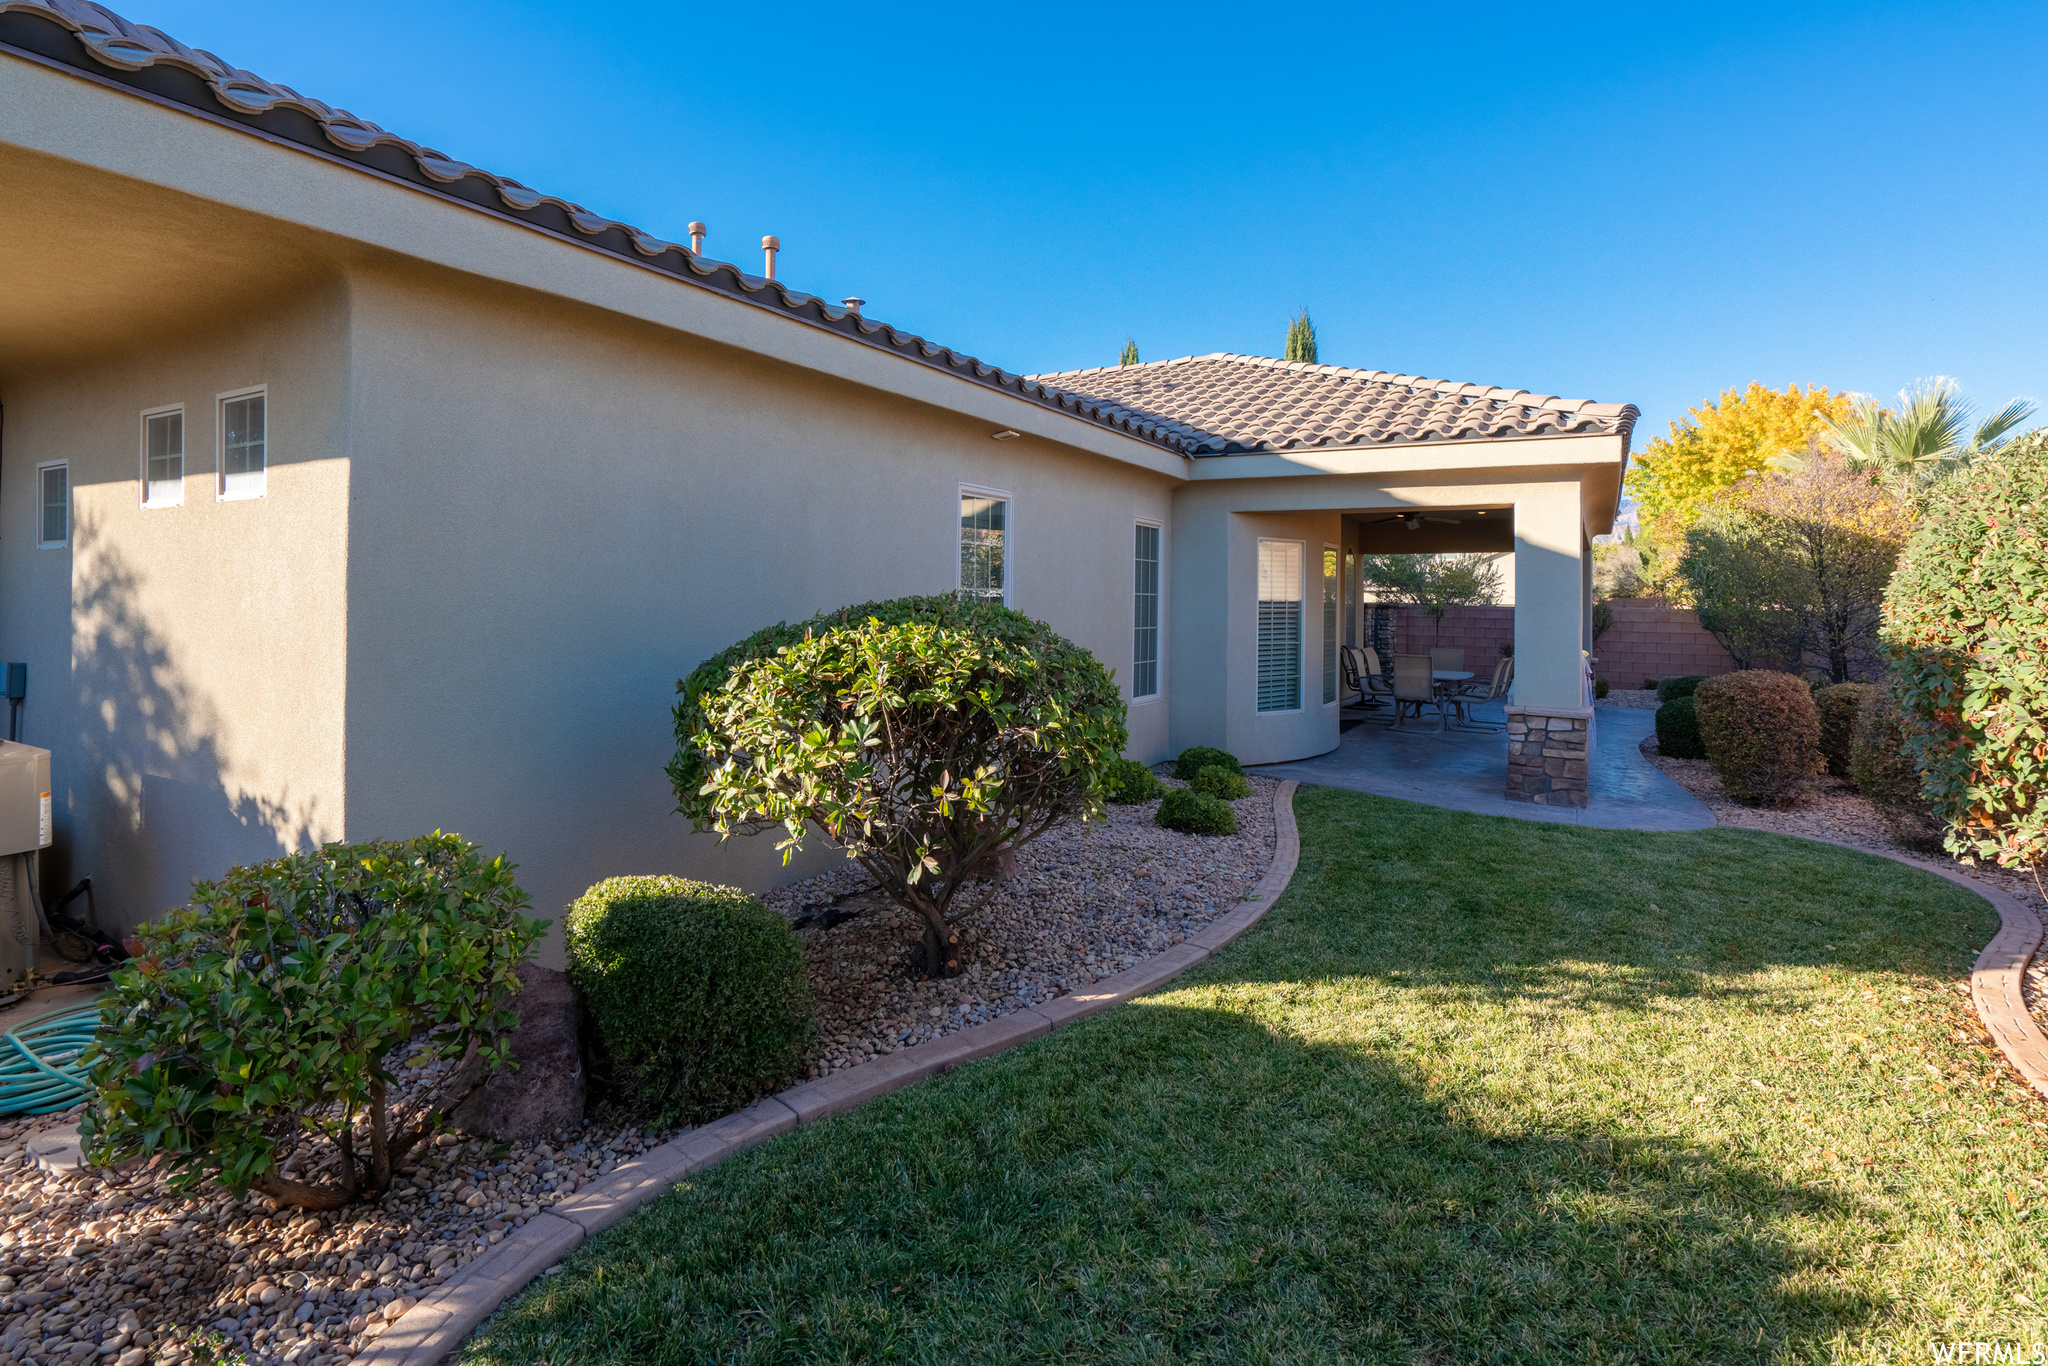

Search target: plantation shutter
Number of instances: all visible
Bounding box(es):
[1133,524,1160,698]
[1257,540,1302,712]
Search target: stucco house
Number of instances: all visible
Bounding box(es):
[0,0,1637,951]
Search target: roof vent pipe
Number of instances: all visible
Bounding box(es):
[761,235,780,281]
[841,297,864,316]
[687,221,706,255]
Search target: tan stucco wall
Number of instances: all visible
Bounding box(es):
[336,265,1175,958]
[0,281,352,930]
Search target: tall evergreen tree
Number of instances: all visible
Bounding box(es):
[1284,310,1318,364]
[1119,338,1140,367]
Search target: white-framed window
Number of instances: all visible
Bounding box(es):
[959,486,1009,604]
[1256,538,1303,713]
[35,462,68,549]
[1133,521,1161,700]
[218,387,266,500]
[1322,545,1340,705]
[142,405,185,508]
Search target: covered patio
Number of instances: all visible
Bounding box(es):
[1252,700,1712,831]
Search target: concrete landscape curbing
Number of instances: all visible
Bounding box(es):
[358,779,1302,1365]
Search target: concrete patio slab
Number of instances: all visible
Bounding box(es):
[1251,700,1712,832]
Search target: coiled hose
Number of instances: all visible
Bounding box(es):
[0,1004,100,1116]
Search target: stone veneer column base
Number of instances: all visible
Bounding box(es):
[1504,705,1594,807]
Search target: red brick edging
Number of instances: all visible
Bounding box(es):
[358,781,1302,1366]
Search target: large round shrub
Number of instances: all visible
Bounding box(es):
[1102,758,1164,804]
[81,834,543,1208]
[566,876,812,1123]
[1882,433,2048,868]
[671,593,1126,977]
[1654,696,1706,759]
[1156,788,1237,836]
[1849,687,1945,852]
[1814,682,1876,778]
[1693,670,1825,806]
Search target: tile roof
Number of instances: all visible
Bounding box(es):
[0,0,1191,453]
[1026,354,1639,457]
[0,3,1638,465]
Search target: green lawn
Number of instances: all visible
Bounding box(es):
[464,786,2048,1364]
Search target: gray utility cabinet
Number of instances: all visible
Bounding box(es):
[0,743,50,858]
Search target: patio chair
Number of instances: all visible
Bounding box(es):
[1345,645,1397,722]
[1391,653,1444,731]
[1429,646,1465,674]
[1447,654,1513,731]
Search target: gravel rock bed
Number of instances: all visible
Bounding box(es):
[1598,688,1662,711]
[765,772,1280,1076]
[0,1040,683,1366]
[1639,735,2048,1028]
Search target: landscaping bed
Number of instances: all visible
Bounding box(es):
[768,772,1279,1076]
[463,787,2048,1361]
[0,1042,682,1366]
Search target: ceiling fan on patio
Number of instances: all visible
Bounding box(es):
[1368,512,1463,532]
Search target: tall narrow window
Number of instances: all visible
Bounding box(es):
[960,492,1007,602]
[1257,539,1302,712]
[1322,546,1339,704]
[36,463,68,549]
[1133,523,1160,698]
[1343,549,1357,647]
[221,391,265,499]
[144,409,184,508]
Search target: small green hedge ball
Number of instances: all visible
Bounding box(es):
[1189,765,1250,800]
[1172,746,1242,781]
[1156,787,1237,835]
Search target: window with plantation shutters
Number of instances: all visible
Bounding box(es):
[143,408,184,508]
[1322,546,1339,704]
[1257,539,1302,712]
[1133,523,1160,698]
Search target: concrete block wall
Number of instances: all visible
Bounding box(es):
[1383,599,1733,691]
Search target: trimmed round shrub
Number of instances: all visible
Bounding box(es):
[672,593,1126,978]
[1693,670,1825,807]
[81,834,544,1208]
[1172,746,1241,781]
[1189,764,1250,800]
[1849,686,1946,852]
[1657,675,1707,703]
[1593,677,1611,700]
[1814,682,1877,778]
[1102,757,1164,804]
[1882,432,2048,868]
[1654,696,1706,759]
[1643,677,1660,692]
[1156,787,1237,836]
[566,876,813,1124]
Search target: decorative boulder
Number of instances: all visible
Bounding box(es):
[452,965,585,1140]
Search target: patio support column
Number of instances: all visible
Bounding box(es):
[1504,481,1593,807]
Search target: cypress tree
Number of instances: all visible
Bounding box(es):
[1284,310,1318,364]
[1119,338,1140,367]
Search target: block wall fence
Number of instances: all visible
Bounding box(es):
[1382,598,1735,689]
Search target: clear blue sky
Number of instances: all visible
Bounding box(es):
[124,1,2048,451]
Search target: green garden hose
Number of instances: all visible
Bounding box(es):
[0,1005,100,1116]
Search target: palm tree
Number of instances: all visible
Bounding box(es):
[1814,378,2034,489]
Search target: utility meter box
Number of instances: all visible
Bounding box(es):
[0,743,50,858]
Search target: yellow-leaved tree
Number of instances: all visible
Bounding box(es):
[1629,382,1851,534]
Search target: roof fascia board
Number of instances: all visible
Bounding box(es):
[0,41,1190,481]
[1186,433,1626,482]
